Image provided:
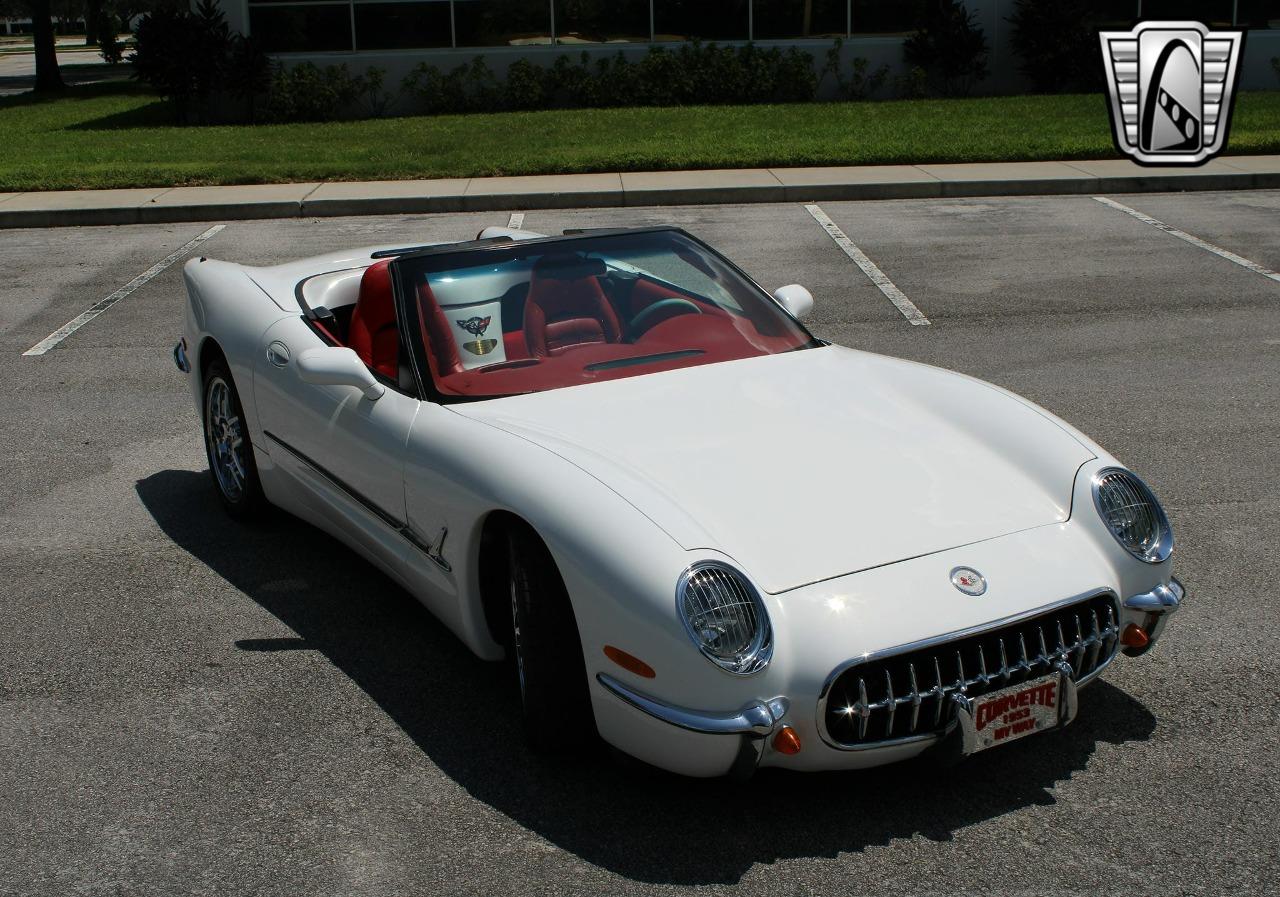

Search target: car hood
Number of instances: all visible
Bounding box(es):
[454,346,1094,594]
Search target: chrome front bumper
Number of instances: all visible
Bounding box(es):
[1121,576,1184,655]
[596,673,789,778]
[596,578,1184,778]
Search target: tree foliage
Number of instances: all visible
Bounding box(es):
[130,0,269,123]
[903,0,989,97]
[1007,0,1105,93]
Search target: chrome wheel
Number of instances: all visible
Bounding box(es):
[205,376,247,503]
[509,547,528,701]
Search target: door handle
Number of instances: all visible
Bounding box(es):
[266,341,291,367]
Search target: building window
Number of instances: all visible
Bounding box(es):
[354,1,453,50]
[851,0,918,35]
[248,3,354,52]
[1140,1,1236,25]
[453,0,553,47]
[652,0,750,42]
[752,0,848,39]
[554,0,651,43]
[1236,0,1280,28]
[1083,1,1139,28]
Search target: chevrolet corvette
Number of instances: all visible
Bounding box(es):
[174,224,1182,777]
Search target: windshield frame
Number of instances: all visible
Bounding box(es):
[389,226,821,404]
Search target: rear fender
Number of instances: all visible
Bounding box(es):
[182,257,291,443]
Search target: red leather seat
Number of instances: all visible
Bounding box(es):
[349,260,399,380]
[523,255,621,357]
[416,281,465,377]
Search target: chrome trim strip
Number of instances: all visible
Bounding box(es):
[596,672,788,736]
[262,430,452,574]
[816,589,1120,752]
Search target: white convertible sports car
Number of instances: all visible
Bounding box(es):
[175,224,1182,778]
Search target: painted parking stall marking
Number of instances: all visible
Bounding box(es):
[1094,196,1280,284]
[804,204,931,325]
[507,212,525,229]
[23,224,227,357]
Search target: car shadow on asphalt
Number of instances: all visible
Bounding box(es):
[137,468,1158,887]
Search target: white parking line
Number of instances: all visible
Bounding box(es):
[804,204,931,326]
[1094,196,1280,284]
[23,225,226,357]
[507,212,525,229]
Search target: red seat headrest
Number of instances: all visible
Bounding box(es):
[349,260,398,380]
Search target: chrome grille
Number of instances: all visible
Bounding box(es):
[820,593,1120,749]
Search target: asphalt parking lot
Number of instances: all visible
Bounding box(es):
[2,190,1278,896]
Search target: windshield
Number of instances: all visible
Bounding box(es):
[393,229,816,399]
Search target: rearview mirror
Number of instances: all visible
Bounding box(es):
[773,284,814,320]
[296,347,385,401]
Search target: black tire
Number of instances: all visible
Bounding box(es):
[202,358,267,521]
[507,525,595,753]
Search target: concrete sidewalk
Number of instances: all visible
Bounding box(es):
[3,155,1278,228]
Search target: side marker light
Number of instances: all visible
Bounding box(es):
[772,726,802,755]
[603,645,656,679]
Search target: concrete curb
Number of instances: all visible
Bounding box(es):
[2,158,1277,228]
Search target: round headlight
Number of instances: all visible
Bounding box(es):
[677,562,772,675]
[1092,467,1173,564]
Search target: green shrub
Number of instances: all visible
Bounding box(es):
[504,58,549,110]
[130,0,269,124]
[774,47,822,102]
[892,66,929,100]
[99,31,125,66]
[225,35,271,123]
[547,53,596,107]
[1008,0,1106,93]
[263,63,368,123]
[130,0,231,123]
[404,57,502,114]
[357,67,394,118]
[904,0,989,97]
[1273,57,1279,84]
[822,39,890,100]
[403,41,824,116]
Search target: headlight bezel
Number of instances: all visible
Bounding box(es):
[1091,466,1174,565]
[676,561,773,676]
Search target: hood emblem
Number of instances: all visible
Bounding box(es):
[950,567,987,597]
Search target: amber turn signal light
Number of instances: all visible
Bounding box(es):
[603,645,656,679]
[772,726,802,755]
[1120,623,1150,649]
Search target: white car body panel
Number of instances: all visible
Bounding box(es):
[177,228,1181,778]
[455,345,1096,594]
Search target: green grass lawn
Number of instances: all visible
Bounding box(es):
[2,81,1279,192]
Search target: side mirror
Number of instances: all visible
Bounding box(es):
[773,284,814,320]
[296,347,385,401]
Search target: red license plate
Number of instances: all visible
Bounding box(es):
[969,673,1061,752]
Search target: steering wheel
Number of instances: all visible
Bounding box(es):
[629,297,702,337]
